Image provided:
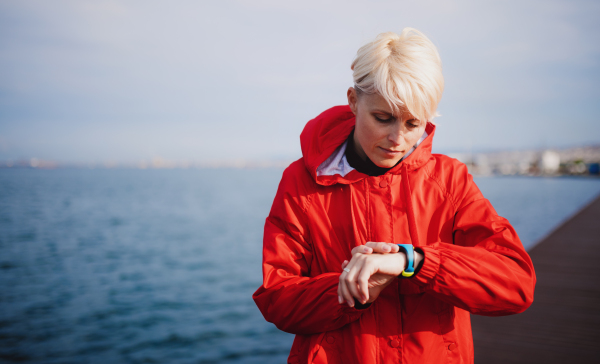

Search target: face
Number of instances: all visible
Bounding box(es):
[347,88,426,168]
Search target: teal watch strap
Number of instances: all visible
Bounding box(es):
[397,244,415,278]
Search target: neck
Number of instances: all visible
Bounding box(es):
[352,131,368,161]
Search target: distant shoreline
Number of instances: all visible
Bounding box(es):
[2,143,600,177]
[1,163,600,178]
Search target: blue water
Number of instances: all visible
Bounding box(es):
[0,169,599,363]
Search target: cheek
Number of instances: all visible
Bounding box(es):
[358,121,386,146]
[360,125,375,145]
[355,120,374,146]
[406,129,425,145]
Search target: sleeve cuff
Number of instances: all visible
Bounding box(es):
[412,245,441,287]
[337,298,371,321]
[353,298,372,310]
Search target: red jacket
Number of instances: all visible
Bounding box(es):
[253,106,536,364]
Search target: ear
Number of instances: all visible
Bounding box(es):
[347,87,358,115]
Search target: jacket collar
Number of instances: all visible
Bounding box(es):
[300,105,436,186]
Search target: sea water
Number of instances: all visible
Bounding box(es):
[1,169,599,363]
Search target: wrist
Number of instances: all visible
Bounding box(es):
[414,250,424,269]
[397,251,408,273]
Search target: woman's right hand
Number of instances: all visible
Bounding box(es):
[354,242,400,255]
[337,242,402,306]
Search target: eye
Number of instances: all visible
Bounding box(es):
[406,119,419,128]
[374,115,393,123]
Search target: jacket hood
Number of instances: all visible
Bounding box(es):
[300,105,436,185]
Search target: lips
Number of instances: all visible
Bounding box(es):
[379,147,403,155]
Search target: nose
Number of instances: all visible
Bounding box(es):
[388,121,404,146]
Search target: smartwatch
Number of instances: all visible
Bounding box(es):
[397,244,415,278]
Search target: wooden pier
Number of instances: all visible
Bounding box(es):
[471,194,600,363]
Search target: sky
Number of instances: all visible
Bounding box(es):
[0,0,599,164]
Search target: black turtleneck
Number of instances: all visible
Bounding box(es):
[345,130,401,176]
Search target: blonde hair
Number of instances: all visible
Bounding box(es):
[351,28,444,122]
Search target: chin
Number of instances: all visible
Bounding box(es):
[373,159,401,169]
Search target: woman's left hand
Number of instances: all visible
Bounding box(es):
[337,246,406,307]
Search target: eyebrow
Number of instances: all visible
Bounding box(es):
[372,109,418,119]
[371,109,394,115]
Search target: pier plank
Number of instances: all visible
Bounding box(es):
[471,194,600,363]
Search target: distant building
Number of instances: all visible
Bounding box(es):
[540,151,560,174]
[460,145,599,177]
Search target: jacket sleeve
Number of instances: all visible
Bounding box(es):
[252,163,367,335]
[411,165,536,316]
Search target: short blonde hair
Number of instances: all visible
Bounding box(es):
[351,28,444,122]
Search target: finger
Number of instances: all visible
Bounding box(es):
[337,280,344,304]
[378,242,400,253]
[365,241,381,251]
[339,260,349,303]
[366,241,394,253]
[356,264,373,303]
[345,256,366,303]
[339,272,354,307]
[378,242,401,253]
[351,253,376,303]
[351,245,373,255]
[342,257,362,306]
[339,259,356,307]
[377,242,392,253]
[353,254,383,303]
[388,243,400,253]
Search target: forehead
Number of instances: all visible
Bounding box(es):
[359,92,412,117]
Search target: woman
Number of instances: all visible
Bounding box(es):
[253,28,535,364]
